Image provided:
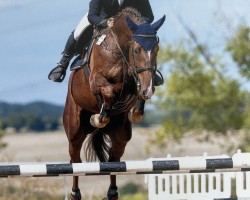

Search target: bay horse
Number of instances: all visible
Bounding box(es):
[63,8,165,200]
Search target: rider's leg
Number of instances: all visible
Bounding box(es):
[48,14,90,83]
[48,32,76,82]
[154,72,164,86]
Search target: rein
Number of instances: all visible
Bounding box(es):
[105,29,157,112]
[110,30,140,86]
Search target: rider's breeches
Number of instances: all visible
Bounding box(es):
[73,13,90,41]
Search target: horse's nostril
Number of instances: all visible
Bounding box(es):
[141,90,149,100]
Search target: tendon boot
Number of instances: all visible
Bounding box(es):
[48,32,76,82]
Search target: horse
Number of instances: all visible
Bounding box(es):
[63,8,165,200]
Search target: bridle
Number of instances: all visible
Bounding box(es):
[110,30,159,91]
[131,34,159,74]
[93,13,159,91]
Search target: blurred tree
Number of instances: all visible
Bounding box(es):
[25,115,46,131]
[42,117,60,131]
[226,25,250,79]
[6,114,27,132]
[3,114,60,132]
[226,24,250,152]
[0,101,62,132]
[152,40,248,148]
[0,120,7,150]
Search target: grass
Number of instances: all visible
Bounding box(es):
[0,179,149,200]
[0,178,63,200]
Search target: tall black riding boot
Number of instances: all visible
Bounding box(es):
[48,32,76,82]
[154,70,164,86]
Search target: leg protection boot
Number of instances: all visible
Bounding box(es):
[48,32,76,82]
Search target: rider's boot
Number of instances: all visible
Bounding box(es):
[154,72,164,86]
[48,32,76,82]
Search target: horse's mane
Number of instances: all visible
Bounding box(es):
[120,7,145,24]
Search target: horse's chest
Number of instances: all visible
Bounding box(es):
[107,66,121,77]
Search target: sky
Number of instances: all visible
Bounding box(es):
[0,0,250,105]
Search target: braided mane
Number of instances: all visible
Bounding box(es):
[121,7,145,23]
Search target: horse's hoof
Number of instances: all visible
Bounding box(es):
[105,195,118,200]
[110,196,118,200]
[103,197,118,200]
[128,108,144,123]
[104,194,118,200]
[90,114,110,128]
[107,186,119,200]
[70,189,82,200]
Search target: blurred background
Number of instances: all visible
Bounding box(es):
[0,0,250,199]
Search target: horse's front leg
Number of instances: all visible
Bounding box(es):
[89,74,115,128]
[128,99,145,123]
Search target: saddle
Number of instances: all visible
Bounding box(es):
[70,25,94,71]
[70,40,94,72]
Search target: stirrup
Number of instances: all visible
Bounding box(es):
[48,65,66,82]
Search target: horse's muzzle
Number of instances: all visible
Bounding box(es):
[141,89,153,100]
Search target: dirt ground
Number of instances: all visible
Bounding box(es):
[0,127,235,197]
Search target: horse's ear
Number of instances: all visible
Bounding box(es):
[126,16,138,32]
[151,15,166,31]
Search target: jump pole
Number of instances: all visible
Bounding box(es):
[1,151,250,178]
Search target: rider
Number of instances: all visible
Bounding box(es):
[48,0,161,84]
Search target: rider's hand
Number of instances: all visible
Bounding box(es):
[107,18,114,28]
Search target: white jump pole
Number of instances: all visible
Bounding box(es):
[0,151,250,177]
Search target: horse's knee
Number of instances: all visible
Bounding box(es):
[128,107,144,123]
[101,85,114,96]
[101,86,115,104]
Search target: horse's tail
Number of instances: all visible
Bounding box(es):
[84,129,110,162]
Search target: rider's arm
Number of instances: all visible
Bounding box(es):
[88,0,108,28]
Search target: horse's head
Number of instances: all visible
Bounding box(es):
[126,15,165,100]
